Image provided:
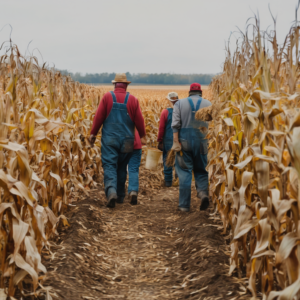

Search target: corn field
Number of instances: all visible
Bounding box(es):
[0,45,210,297]
[205,16,300,299]
[0,45,106,298]
[3,10,300,300]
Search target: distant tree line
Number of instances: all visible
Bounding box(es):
[59,71,215,85]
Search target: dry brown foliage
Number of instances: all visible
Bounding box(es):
[196,101,223,122]
[165,149,176,168]
[0,44,105,298]
[207,17,300,299]
[0,44,212,298]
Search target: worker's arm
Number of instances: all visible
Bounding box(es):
[171,101,181,133]
[88,93,111,147]
[157,109,168,150]
[90,94,110,136]
[133,102,146,138]
[127,97,147,144]
[135,108,147,144]
[173,132,179,143]
[171,132,181,152]
[133,130,143,148]
[140,136,147,145]
[157,109,168,142]
[171,102,182,152]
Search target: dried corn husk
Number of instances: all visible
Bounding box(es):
[207,16,300,299]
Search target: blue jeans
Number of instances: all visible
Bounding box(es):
[163,140,173,183]
[175,147,208,209]
[101,141,133,199]
[128,149,142,194]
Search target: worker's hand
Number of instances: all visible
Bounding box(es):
[158,142,163,151]
[140,136,147,145]
[88,135,96,147]
[171,140,182,152]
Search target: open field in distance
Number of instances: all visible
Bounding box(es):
[94,85,211,105]
[94,84,208,90]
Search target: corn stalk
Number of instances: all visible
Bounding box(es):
[0,43,104,298]
[206,14,300,299]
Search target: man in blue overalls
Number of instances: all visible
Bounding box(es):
[89,73,146,208]
[171,83,212,212]
[157,92,179,187]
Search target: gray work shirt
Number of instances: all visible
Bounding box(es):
[171,95,212,132]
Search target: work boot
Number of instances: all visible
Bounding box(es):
[165,181,172,187]
[178,207,189,212]
[130,191,138,205]
[197,191,209,211]
[116,197,124,204]
[107,193,117,208]
[200,197,209,211]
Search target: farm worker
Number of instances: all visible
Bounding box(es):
[171,83,212,212]
[126,131,142,205]
[89,73,146,208]
[157,92,179,187]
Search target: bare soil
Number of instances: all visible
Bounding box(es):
[42,175,250,300]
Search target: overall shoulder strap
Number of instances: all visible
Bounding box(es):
[124,92,130,105]
[187,97,195,111]
[195,98,202,111]
[110,91,117,103]
[166,108,173,122]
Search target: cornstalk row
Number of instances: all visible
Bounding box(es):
[207,17,300,299]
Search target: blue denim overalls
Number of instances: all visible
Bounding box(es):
[101,92,135,199]
[163,108,174,184]
[127,148,142,196]
[175,98,208,209]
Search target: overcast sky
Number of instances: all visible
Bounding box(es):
[0,0,299,74]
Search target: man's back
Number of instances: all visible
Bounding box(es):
[171,83,211,212]
[90,87,146,138]
[171,95,212,131]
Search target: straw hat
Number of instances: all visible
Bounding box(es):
[112,73,131,84]
[166,92,179,102]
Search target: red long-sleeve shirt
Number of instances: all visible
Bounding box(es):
[91,87,146,148]
[157,109,169,142]
[134,130,141,150]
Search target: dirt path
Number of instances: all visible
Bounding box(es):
[43,183,249,300]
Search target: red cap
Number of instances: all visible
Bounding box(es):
[190,83,202,91]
